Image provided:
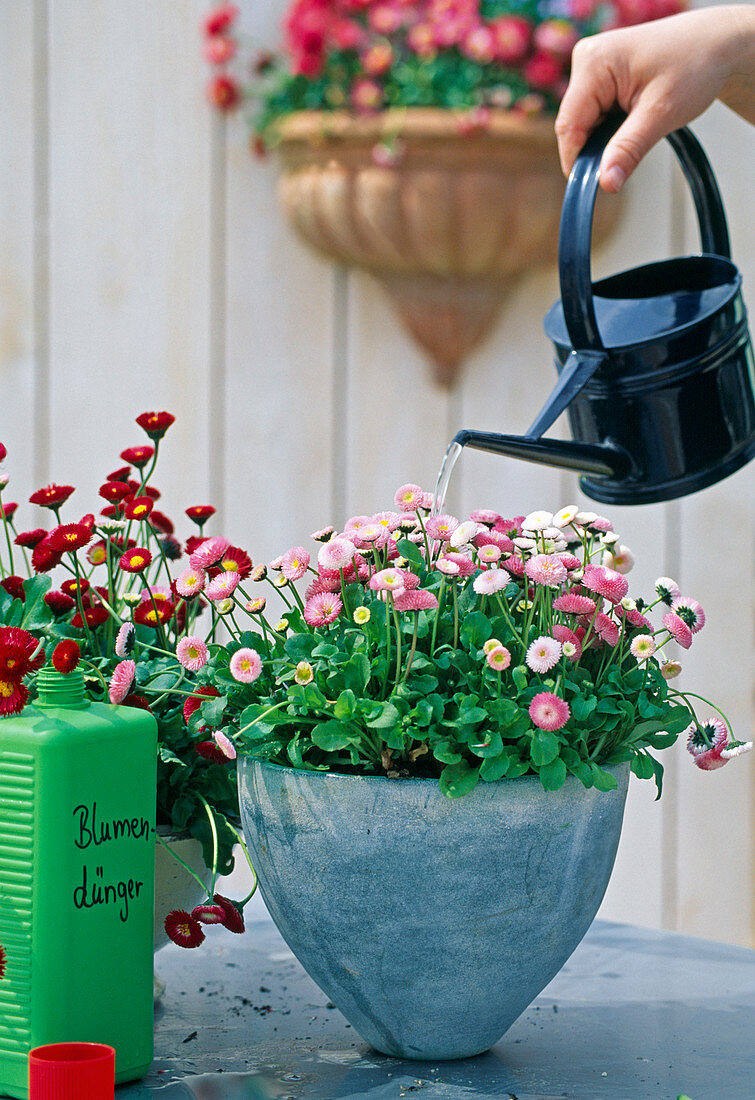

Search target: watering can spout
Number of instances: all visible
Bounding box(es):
[453,429,630,481]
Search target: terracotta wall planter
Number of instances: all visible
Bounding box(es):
[275,108,623,386]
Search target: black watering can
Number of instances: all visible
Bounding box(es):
[456,114,755,505]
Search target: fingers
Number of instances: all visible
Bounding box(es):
[555,41,618,177]
[597,99,674,192]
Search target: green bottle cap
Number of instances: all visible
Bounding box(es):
[35,667,90,709]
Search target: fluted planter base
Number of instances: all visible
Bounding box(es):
[275,109,623,386]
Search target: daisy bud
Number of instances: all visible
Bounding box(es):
[483,638,503,655]
[215,598,234,615]
[620,597,637,611]
[274,574,289,588]
[561,641,577,659]
[122,592,142,607]
[245,597,266,614]
[661,660,682,680]
[294,661,314,685]
[275,619,289,633]
[251,564,267,582]
[353,606,370,625]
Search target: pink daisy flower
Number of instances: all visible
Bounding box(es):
[671,595,705,634]
[469,509,500,527]
[281,546,310,582]
[114,622,135,658]
[630,635,656,662]
[212,729,237,760]
[525,554,568,588]
[582,563,629,604]
[526,636,562,674]
[317,538,356,571]
[686,717,730,770]
[556,552,582,571]
[206,571,240,601]
[522,510,553,532]
[371,510,402,532]
[229,648,262,683]
[442,552,476,577]
[394,484,425,512]
[342,515,371,536]
[109,659,136,704]
[602,544,634,574]
[529,692,570,731]
[552,505,579,528]
[176,635,209,672]
[425,514,459,541]
[663,611,693,650]
[661,660,682,680]
[449,520,481,549]
[486,644,511,671]
[477,544,502,564]
[310,525,336,542]
[303,591,343,626]
[501,555,526,578]
[551,623,581,660]
[393,589,439,613]
[189,536,230,570]
[593,611,620,647]
[615,605,653,632]
[473,569,509,595]
[369,568,406,592]
[437,557,460,576]
[655,576,681,603]
[553,592,596,615]
[354,522,389,547]
[175,567,207,598]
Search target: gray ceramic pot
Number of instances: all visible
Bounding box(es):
[237,758,629,1060]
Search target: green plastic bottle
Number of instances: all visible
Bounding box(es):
[0,668,157,1099]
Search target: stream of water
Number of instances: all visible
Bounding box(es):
[431,439,464,516]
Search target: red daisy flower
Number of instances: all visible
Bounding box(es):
[44,590,76,615]
[185,535,208,556]
[136,411,175,441]
[29,483,75,508]
[0,941,6,979]
[191,901,226,924]
[107,465,131,482]
[99,504,117,518]
[61,580,89,600]
[121,693,153,711]
[0,442,6,463]
[143,485,161,501]
[119,547,152,574]
[219,546,252,580]
[14,528,47,549]
[196,741,229,764]
[52,639,81,674]
[46,523,92,552]
[0,676,29,716]
[120,445,155,468]
[99,480,132,504]
[148,510,174,535]
[212,894,245,934]
[31,540,63,573]
[123,496,154,521]
[183,684,221,724]
[71,605,109,630]
[0,502,18,520]
[163,909,205,949]
[0,576,25,602]
[203,2,238,37]
[0,626,45,676]
[207,73,241,111]
[133,601,174,629]
[87,540,108,566]
[185,505,216,527]
[161,536,182,561]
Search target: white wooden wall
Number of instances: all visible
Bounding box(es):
[1,0,752,946]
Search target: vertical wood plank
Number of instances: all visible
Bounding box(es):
[222,0,337,568]
[45,0,216,516]
[0,3,37,504]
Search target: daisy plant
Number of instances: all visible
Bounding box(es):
[201,0,686,146]
[163,488,749,801]
[0,416,255,948]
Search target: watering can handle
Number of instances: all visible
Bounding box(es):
[559,113,732,353]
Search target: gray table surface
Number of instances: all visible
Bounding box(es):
[119,893,755,1100]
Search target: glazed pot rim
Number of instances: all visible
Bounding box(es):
[239,756,628,789]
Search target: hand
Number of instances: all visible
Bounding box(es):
[555,5,755,192]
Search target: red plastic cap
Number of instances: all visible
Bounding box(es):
[29,1042,115,1100]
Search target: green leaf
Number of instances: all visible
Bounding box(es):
[366,701,401,730]
[342,652,371,694]
[334,689,357,720]
[538,757,567,790]
[571,694,597,721]
[468,730,503,759]
[158,745,186,767]
[480,753,511,781]
[310,720,354,751]
[512,665,529,692]
[200,695,227,728]
[396,537,423,567]
[460,611,492,651]
[638,692,665,719]
[530,728,560,767]
[439,759,481,799]
[630,752,655,780]
[432,739,462,764]
[284,633,319,660]
[589,763,618,792]
[20,575,53,630]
